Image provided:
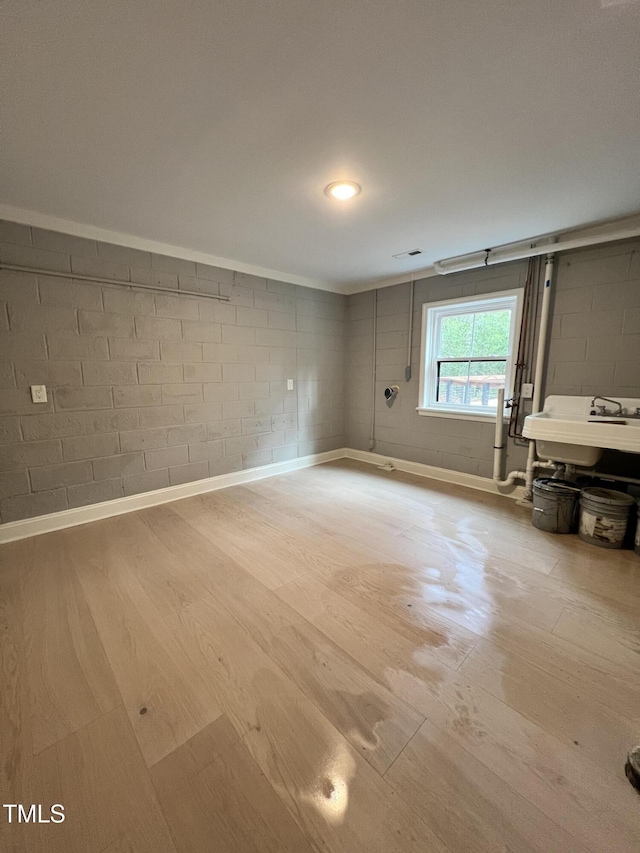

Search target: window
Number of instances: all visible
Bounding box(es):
[417,289,523,420]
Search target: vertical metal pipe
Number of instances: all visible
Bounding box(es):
[405,280,414,381]
[369,290,377,451]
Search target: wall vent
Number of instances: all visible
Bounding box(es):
[392,249,422,260]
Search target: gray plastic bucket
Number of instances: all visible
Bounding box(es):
[578,487,635,549]
[532,478,580,534]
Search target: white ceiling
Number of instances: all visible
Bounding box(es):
[1,0,639,289]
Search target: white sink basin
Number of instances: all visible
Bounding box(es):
[523,395,640,466]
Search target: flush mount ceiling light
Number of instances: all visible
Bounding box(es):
[324,181,361,200]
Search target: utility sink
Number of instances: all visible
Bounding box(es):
[523,395,640,467]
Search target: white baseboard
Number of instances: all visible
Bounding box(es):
[342,448,525,500]
[0,449,345,544]
[0,446,523,544]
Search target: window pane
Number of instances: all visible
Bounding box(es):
[469,360,506,407]
[439,314,473,358]
[424,293,519,413]
[470,309,511,357]
[437,360,470,405]
[469,360,506,376]
[438,359,506,407]
[439,361,470,378]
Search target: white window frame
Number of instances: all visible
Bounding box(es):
[417,289,523,421]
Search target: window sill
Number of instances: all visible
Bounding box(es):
[416,407,507,423]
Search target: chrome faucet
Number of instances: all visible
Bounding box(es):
[590,396,623,416]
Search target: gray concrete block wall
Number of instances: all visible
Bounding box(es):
[346,238,640,479]
[346,264,530,478]
[546,238,640,398]
[4,216,635,523]
[0,221,345,523]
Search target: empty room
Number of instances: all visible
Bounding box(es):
[1,1,640,851]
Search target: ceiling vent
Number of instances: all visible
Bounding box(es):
[392,249,422,260]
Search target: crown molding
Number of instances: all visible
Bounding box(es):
[0,204,340,293]
[0,204,443,296]
[341,264,439,295]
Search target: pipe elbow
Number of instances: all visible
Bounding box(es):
[493,469,527,488]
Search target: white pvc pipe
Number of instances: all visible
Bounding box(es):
[493,387,529,487]
[433,216,640,274]
[524,255,555,497]
[531,256,554,415]
[498,469,528,487]
[493,256,555,491]
[493,388,505,480]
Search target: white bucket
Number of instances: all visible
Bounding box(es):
[578,487,635,549]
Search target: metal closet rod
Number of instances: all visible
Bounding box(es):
[0,262,231,302]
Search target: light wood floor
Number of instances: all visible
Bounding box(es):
[1,460,639,852]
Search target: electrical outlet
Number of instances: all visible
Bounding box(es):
[521,383,533,400]
[287,379,294,391]
[30,384,48,403]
